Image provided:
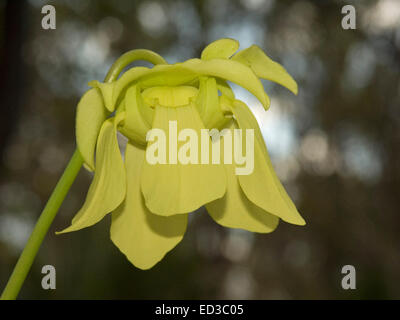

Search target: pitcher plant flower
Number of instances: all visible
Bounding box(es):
[57,38,306,270]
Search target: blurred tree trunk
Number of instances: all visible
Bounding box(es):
[0,0,26,165]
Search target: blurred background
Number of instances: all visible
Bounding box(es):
[0,0,399,299]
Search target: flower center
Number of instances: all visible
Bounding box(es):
[142,86,198,108]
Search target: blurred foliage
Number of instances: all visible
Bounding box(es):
[0,0,399,299]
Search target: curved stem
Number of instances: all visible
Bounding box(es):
[1,50,166,300]
[104,49,167,82]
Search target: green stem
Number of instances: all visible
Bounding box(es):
[1,150,83,300]
[104,49,166,81]
[1,49,166,300]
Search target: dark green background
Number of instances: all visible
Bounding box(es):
[0,0,399,299]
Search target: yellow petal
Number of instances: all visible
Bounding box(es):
[232,100,305,225]
[217,79,235,99]
[113,59,270,110]
[111,141,187,270]
[182,58,270,109]
[57,118,126,233]
[142,85,198,107]
[195,77,230,129]
[201,38,239,60]
[76,88,109,171]
[113,65,197,107]
[206,122,279,233]
[88,80,116,111]
[137,66,198,89]
[232,45,298,95]
[119,85,153,145]
[141,104,226,216]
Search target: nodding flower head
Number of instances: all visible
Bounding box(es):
[58,39,305,270]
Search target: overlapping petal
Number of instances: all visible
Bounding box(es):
[141,103,226,216]
[76,87,109,171]
[119,84,154,145]
[182,58,270,109]
[88,80,116,111]
[58,117,126,233]
[232,45,298,95]
[113,65,198,107]
[196,77,229,129]
[113,58,269,111]
[201,38,239,60]
[111,141,187,270]
[206,122,279,233]
[231,100,305,225]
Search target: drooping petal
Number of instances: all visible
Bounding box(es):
[119,85,154,145]
[76,87,109,171]
[217,79,235,99]
[135,66,199,89]
[58,118,126,233]
[88,80,116,111]
[206,122,279,233]
[113,58,270,110]
[141,104,226,216]
[195,77,230,129]
[113,65,198,107]
[182,58,270,109]
[232,100,305,225]
[111,141,187,270]
[201,38,239,60]
[232,45,298,95]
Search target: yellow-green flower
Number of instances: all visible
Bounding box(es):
[58,38,305,269]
